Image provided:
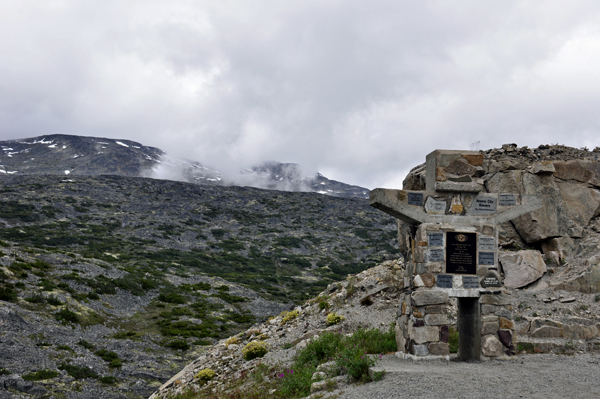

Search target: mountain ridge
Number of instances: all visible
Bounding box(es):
[0,134,369,199]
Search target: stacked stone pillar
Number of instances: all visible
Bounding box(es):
[371,150,541,360]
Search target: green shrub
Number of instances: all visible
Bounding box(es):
[211,229,228,239]
[212,291,247,303]
[158,292,186,304]
[95,349,122,368]
[295,331,342,366]
[166,339,190,351]
[32,259,52,270]
[195,368,215,384]
[360,296,373,306]
[58,363,98,379]
[276,327,393,395]
[517,342,536,354]
[274,237,304,248]
[0,286,17,302]
[345,326,397,355]
[326,312,344,326]
[113,331,139,340]
[317,297,330,310]
[141,278,157,290]
[99,376,118,384]
[47,295,63,306]
[77,340,95,350]
[25,293,46,303]
[336,344,375,381]
[448,326,459,354]
[87,291,100,300]
[55,307,79,324]
[56,344,74,352]
[0,368,9,375]
[242,341,268,360]
[280,310,299,325]
[22,369,59,381]
[192,282,212,291]
[39,278,57,291]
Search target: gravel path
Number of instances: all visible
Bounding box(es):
[337,353,600,399]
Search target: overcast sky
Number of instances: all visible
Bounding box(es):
[2,1,600,189]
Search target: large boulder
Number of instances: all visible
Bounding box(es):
[499,250,547,288]
[486,170,600,244]
[553,160,600,188]
[554,181,600,234]
[481,334,503,357]
[486,171,563,243]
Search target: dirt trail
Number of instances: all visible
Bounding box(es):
[337,353,600,399]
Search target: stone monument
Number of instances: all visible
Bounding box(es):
[370,150,542,360]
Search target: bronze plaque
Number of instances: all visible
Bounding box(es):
[446,232,477,275]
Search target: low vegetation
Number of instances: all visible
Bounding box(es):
[22,369,60,381]
[174,326,396,398]
[326,312,344,325]
[242,341,268,360]
[448,326,459,354]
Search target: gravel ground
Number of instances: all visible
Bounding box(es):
[337,353,600,399]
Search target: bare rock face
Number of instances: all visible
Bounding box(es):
[553,262,600,294]
[499,250,547,288]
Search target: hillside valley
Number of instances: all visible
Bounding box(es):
[0,173,397,398]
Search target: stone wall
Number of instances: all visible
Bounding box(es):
[403,145,600,255]
[401,144,600,295]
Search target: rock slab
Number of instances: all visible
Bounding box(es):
[499,250,547,288]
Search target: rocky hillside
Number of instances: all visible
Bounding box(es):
[150,260,405,399]
[150,257,600,399]
[0,173,396,398]
[0,134,369,199]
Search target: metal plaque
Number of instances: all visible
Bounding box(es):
[463,276,480,289]
[479,251,495,265]
[498,194,516,207]
[429,248,444,262]
[437,274,453,288]
[428,232,444,247]
[408,192,424,206]
[478,236,495,251]
[446,232,477,275]
[481,271,502,288]
[469,195,498,215]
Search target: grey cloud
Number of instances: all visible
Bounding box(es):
[1,1,600,189]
